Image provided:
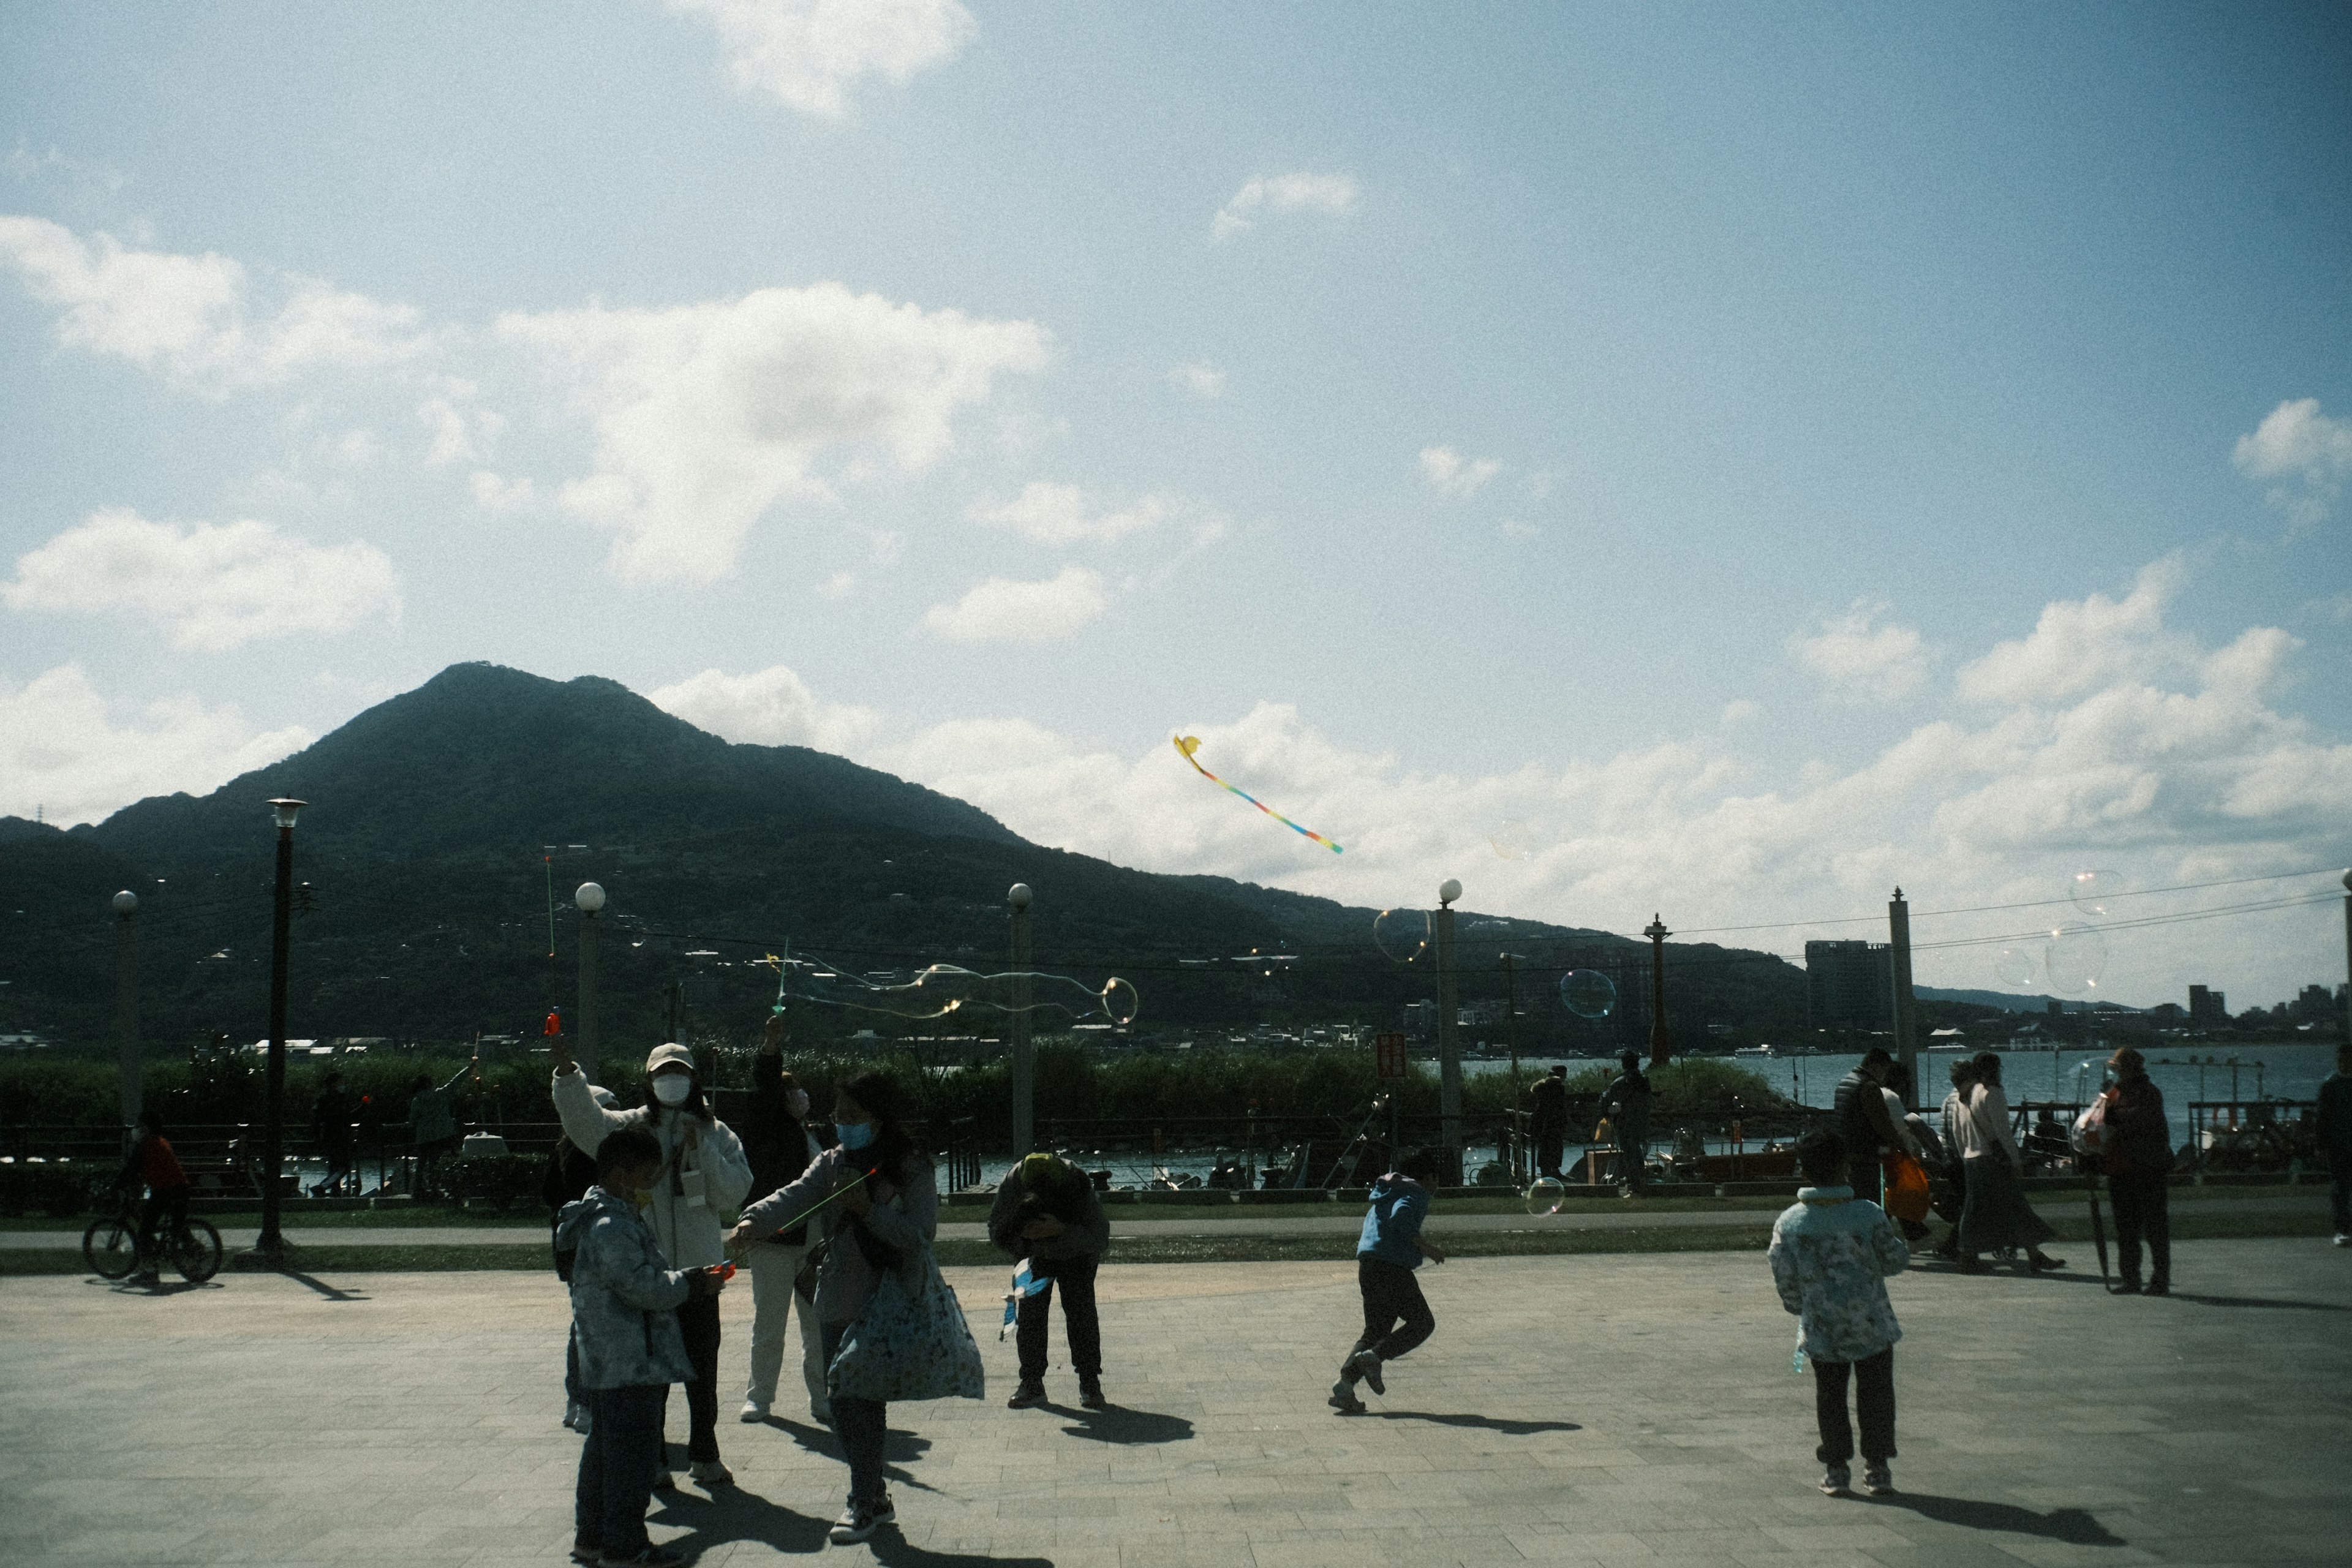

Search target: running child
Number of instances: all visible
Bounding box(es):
[1329,1150,1446,1414]
[1767,1129,1909,1496]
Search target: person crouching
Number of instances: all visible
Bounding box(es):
[1768,1129,1909,1498]
[559,1126,730,1568]
[991,1151,1112,1410]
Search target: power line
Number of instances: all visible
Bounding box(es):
[1666,864,2348,937]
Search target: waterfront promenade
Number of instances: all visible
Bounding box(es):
[5,1236,2346,1566]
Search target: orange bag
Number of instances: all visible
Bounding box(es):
[1881,1153,1931,1223]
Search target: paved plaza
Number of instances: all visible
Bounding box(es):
[4,1238,2348,1567]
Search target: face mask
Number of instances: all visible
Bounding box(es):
[652,1076,693,1107]
[787,1089,810,1120]
[836,1120,876,1152]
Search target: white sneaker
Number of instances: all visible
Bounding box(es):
[1863,1464,1895,1496]
[1819,1464,1850,1495]
[2334,1233,2350,1248]
[688,1460,733,1487]
[738,1398,769,1423]
[562,1403,579,1430]
[829,1497,892,1544]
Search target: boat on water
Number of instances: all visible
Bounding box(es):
[1733,1044,1778,1059]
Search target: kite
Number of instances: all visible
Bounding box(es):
[1172,734,1343,854]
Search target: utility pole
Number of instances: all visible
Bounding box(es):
[1644,916,1675,1068]
[252,797,305,1265]
[1009,884,1035,1158]
[2340,871,2351,1047]
[111,891,141,1128]
[1436,879,1463,1180]
[1890,888,1919,1108]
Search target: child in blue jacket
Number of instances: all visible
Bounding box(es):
[1329,1152,1447,1414]
[1768,1129,1909,1498]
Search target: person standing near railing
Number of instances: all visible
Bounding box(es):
[311,1069,355,1199]
[1527,1066,1568,1181]
[1601,1051,1653,1196]
[409,1058,477,1200]
[2100,1047,2171,1295]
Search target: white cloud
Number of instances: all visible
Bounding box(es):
[1167,361,1225,399]
[818,570,856,598]
[1721,699,1763,725]
[970,482,1177,545]
[1954,557,2189,707]
[1419,446,1499,497]
[921,565,1108,643]
[470,471,540,513]
[0,216,426,390]
[2233,397,2352,534]
[497,282,1049,583]
[0,665,312,827]
[1499,518,1538,540]
[3,508,401,652]
[1212,172,1359,241]
[1789,601,1931,703]
[646,663,881,753]
[870,529,904,565]
[665,0,974,118]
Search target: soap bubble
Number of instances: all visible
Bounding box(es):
[1523,1176,1566,1216]
[1488,818,1533,861]
[2045,924,2108,995]
[1373,907,1429,963]
[1102,977,1140,1027]
[2070,869,2125,918]
[1992,946,2038,988]
[769,954,1138,1023]
[1559,969,1617,1019]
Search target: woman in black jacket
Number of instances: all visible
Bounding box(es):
[2101,1047,2171,1295]
[737,1016,829,1423]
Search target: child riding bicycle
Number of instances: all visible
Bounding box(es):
[115,1109,194,1283]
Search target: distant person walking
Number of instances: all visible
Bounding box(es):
[737,1017,829,1425]
[1833,1048,1903,1205]
[310,1070,356,1198]
[992,1150,1112,1410]
[1527,1066,1568,1180]
[115,1109,192,1286]
[408,1058,477,1201]
[2314,1041,2351,1248]
[559,1125,731,1568]
[729,1069,946,1546]
[1600,1051,1653,1195]
[1928,1058,1978,1258]
[1768,1129,1909,1497]
[2099,1047,2172,1295]
[1954,1053,2064,1275]
[553,1038,753,1490]
[1329,1152,1447,1414]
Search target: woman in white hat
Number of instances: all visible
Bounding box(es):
[552,1036,752,1488]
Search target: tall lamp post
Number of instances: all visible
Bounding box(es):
[1009,883,1035,1159]
[575,882,605,1084]
[1643,915,1675,1069]
[1888,887,1919,1108]
[2341,870,2351,1047]
[1435,878,1463,1180]
[112,891,141,1129]
[1501,951,1525,1184]
[252,797,306,1265]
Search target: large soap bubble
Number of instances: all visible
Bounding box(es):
[1992,946,2038,988]
[769,954,1138,1025]
[1559,969,1617,1020]
[1488,818,1533,861]
[1373,907,1429,963]
[2069,869,2125,919]
[2044,924,2108,996]
[1523,1176,1566,1216]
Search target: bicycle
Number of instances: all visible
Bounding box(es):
[83,1189,223,1284]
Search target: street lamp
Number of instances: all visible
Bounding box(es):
[575,882,605,1084]
[1643,914,1675,1069]
[1435,878,1463,1180]
[1008,884,1035,1158]
[111,891,140,1129]
[251,797,306,1265]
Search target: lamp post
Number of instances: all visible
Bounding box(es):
[1008,883,1035,1159]
[2340,870,2351,1047]
[1643,915,1675,1069]
[575,882,605,1084]
[111,891,140,1129]
[1501,951,1525,1183]
[1888,887,1919,1109]
[252,797,305,1265]
[1435,878,1463,1178]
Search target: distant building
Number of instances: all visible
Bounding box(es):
[1805,940,1893,1029]
[2188,985,2226,1025]
[1402,1000,1437,1039]
[2291,984,2335,1023]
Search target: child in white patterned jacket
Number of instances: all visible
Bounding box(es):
[1768,1128,1909,1498]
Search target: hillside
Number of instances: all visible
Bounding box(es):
[0,663,1817,1055]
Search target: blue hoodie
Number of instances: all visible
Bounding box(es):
[1357,1173,1430,1268]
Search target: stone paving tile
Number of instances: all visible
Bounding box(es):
[5,1239,2350,1566]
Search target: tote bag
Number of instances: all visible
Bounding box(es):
[829,1248,986,1404]
[1880,1152,1932,1223]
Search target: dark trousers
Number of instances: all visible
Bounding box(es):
[565,1324,584,1408]
[1811,1347,1896,1465]
[576,1382,665,1554]
[2328,1155,2351,1235]
[668,1295,723,1463]
[1845,1156,1883,1207]
[1618,1131,1648,1190]
[1349,1257,1436,1368]
[1532,1126,1564,1180]
[820,1322,890,1507]
[316,1139,353,1193]
[136,1186,189,1261]
[1016,1254,1102,1382]
[2109,1169,2171,1285]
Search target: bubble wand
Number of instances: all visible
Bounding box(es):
[1172,734,1343,854]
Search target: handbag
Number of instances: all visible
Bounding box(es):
[828,1246,986,1404]
[1880,1152,1932,1223]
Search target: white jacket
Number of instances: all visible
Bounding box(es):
[552,1068,752,1270]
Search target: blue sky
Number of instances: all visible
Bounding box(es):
[2,2,2348,1011]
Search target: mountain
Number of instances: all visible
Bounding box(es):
[0,663,1814,1054]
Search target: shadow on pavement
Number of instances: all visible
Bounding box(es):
[651,1482,830,1556]
[755,1416,944,1496]
[1860,1493,2125,1544]
[2159,1292,2351,1313]
[870,1528,1053,1568]
[98,1277,224,1297]
[276,1270,369,1302]
[1049,1402,1194,1445]
[1368,1411,1580,1435]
